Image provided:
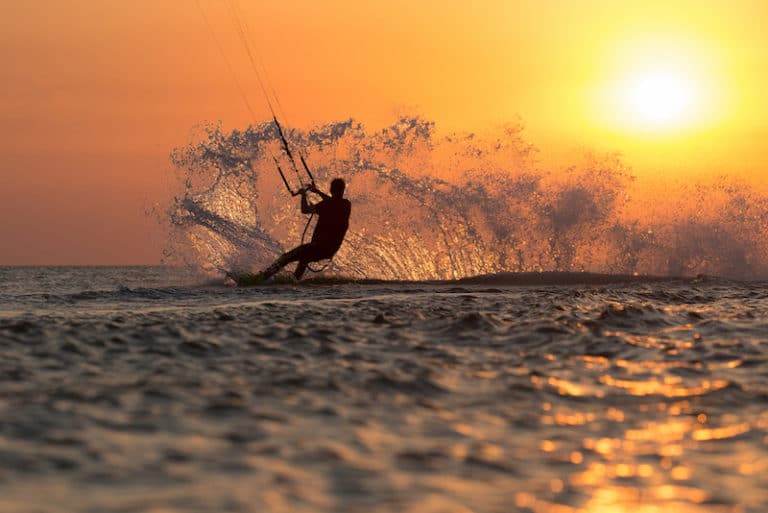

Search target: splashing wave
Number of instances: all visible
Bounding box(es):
[164,116,768,280]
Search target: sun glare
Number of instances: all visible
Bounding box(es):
[593,37,724,138]
[625,70,695,128]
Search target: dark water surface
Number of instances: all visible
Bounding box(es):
[0,267,766,512]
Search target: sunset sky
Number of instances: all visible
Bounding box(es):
[2,0,767,264]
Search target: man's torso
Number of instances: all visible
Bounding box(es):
[311,197,351,252]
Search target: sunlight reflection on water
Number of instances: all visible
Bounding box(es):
[0,269,765,512]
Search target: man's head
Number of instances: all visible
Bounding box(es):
[330,178,346,198]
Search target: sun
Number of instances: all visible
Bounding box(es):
[625,70,695,128]
[592,37,724,137]
[595,64,709,135]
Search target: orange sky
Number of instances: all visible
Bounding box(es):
[2,0,767,264]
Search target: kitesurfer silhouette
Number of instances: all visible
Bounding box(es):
[260,178,351,281]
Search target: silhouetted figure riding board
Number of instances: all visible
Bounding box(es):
[236,178,351,285]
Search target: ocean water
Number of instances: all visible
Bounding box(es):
[1,266,766,513]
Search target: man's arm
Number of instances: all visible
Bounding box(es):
[301,189,318,214]
[309,184,331,201]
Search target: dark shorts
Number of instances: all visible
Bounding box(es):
[292,243,337,263]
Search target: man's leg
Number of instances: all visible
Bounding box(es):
[294,260,309,280]
[294,245,335,280]
[262,244,310,280]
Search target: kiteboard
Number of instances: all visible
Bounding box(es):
[234,272,266,286]
[222,270,297,286]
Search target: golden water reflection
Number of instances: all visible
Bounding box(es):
[523,355,765,512]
